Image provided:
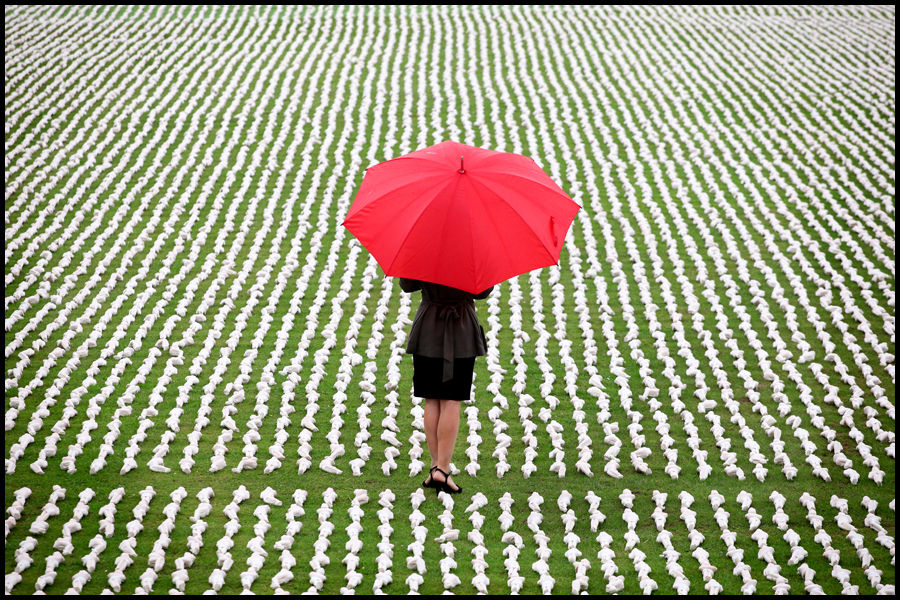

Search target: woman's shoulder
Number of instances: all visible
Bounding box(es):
[410,280,489,301]
[425,281,470,301]
[399,278,422,293]
[472,285,493,300]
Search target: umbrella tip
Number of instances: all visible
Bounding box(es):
[460,156,465,174]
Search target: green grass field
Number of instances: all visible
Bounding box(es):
[5,5,895,595]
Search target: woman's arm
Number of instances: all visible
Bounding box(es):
[399,278,422,293]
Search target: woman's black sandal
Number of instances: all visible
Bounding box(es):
[432,467,462,495]
[423,466,438,488]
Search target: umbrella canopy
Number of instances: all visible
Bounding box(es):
[342,140,581,294]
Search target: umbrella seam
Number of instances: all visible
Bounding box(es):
[464,176,515,285]
[464,175,478,291]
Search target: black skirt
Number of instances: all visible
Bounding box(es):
[412,354,476,401]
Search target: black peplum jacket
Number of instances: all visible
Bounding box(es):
[399,278,494,382]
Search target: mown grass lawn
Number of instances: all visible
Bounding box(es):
[5,5,894,595]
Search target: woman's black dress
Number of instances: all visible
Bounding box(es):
[399,278,493,401]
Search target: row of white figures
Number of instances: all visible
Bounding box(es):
[803,493,859,593]
[557,490,592,594]
[464,490,491,593]
[9,534,37,593]
[491,490,526,594]
[382,293,414,478]
[130,487,189,593]
[648,491,678,593]
[524,492,557,594]
[677,491,724,594]
[299,240,365,477]
[519,393,541,478]
[349,273,395,478]
[332,258,380,478]
[105,486,156,593]
[437,491,462,591]
[302,487,338,592]
[482,279,506,475]
[372,489,396,593]
[707,489,763,595]
[56,490,101,594]
[749,491,792,593]
[835,494,893,591]
[405,390,426,475]
[463,405,482,477]
[269,489,308,593]
[862,495,896,567]
[517,267,590,480]
[207,485,253,592]
[348,387,375,476]
[508,267,577,416]
[169,487,216,592]
[404,488,428,592]
[27,485,66,538]
[5,487,32,542]
[339,489,370,593]
[235,499,274,592]
[7,486,61,594]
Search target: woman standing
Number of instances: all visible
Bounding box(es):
[399,278,493,495]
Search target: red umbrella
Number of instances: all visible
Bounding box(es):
[342,140,581,294]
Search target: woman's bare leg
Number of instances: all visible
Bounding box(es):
[423,398,441,484]
[433,399,461,491]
